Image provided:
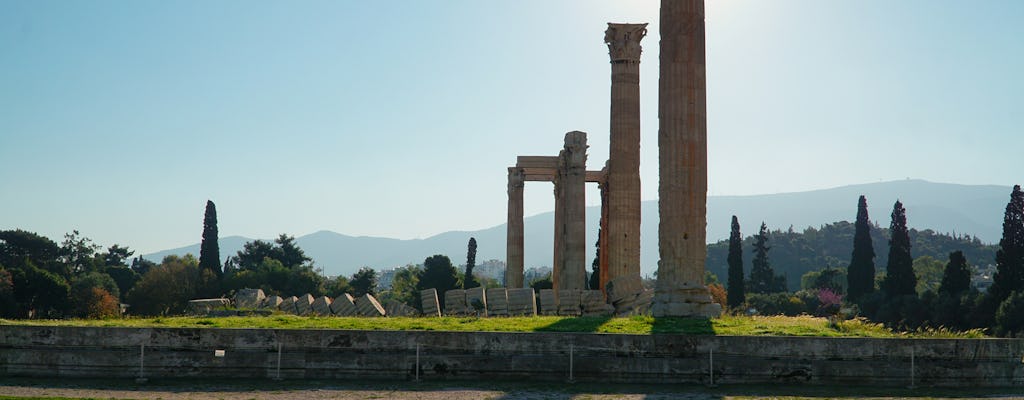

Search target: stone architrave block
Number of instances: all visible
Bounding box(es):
[330,293,358,317]
[187,298,230,315]
[538,289,557,315]
[465,287,487,316]
[605,276,643,305]
[443,289,467,316]
[311,296,333,316]
[355,294,386,317]
[557,289,583,316]
[506,288,536,316]
[295,294,315,316]
[420,288,441,317]
[260,295,283,310]
[234,288,266,309]
[615,289,655,316]
[384,300,419,317]
[278,296,299,315]
[485,288,509,316]
[581,290,614,316]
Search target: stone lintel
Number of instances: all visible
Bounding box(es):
[516,156,559,169]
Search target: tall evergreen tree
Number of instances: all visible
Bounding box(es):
[938,250,971,296]
[463,238,479,289]
[990,185,1024,302]
[726,215,745,308]
[588,233,601,290]
[882,200,917,297]
[748,222,783,293]
[417,254,459,295]
[198,200,221,279]
[847,195,876,301]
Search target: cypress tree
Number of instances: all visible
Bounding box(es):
[748,222,780,294]
[198,200,221,279]
[938,250,971,297]
[990,185,1024,302]
[588,233,600,290]
[726,215,745,308]
[882,200,916,297]
[847,195,876,301]
[464,238,479,289]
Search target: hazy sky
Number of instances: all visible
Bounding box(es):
[2,1,1022,254]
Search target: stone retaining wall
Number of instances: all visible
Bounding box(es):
[1,326,1023,387]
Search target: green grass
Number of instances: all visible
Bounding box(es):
[0,314,987,338]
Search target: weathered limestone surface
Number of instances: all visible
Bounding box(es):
[538,289,557,315]
[295,294,315,316]
[187,298,229,315]
[444,289,467,316]
[420,289,441,317]
[384,300,419,317]
[260,295,283,310]
[279,296,299,315]
[581,290,614,316]
[485,288,509,316]
[355,294,386,317]
[311,296,332,316]
[605,275,643,305]
[651,0,721,318]
[233,288,265,309]
[506,288,537,316]
[554,132,588,292]
[465,287,487,316]
[330,293,358,316]
[506,167,525,288]
[605,23,646,288]
[557,289,582,316]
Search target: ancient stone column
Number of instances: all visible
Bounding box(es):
[651,0,721,317]
[598,172,611,291]
[551,177,563,290]
[604,23,647,288]
[555,131,588,291]
[505,167,525,288]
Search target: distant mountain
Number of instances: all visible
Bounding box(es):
[144,180,1014,278]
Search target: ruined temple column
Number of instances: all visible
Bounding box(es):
[505,167,525,288]
[551,177,563,290]
[651,0,721,317]
[555,131,589,291]
[604,23,647,287]
[598,173,610,291]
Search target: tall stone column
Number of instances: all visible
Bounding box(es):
[651,0,721,317]
[598,176,611,291]
[505,167,525,288]
[604,23,647,286]
[551,177,563,291]
[555,131,589,291]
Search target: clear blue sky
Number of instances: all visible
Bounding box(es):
[2,1,1022,254]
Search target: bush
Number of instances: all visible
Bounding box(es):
[707,283,727,308]
[79,287,121,319]
[745,292,808,316]
[995,291,1024,337]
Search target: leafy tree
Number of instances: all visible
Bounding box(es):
[847,195,876,301]
[349,267,378,297]
[801,268,846,293]
[464,238,479,289]
[0,230,63,277]
[102,244,134,268]
[130,256,157,276]
[323,275,352,299]
[529,272,553,292]
[9,260,70,318]
[70,272,122,318]
[995,290,1024,337]
[78,287,120,319]
[198,200,222,279]
[126,255,203,316]
[71,272,120,300]
[748,222,785,294]
[726,215,745,308]
[417,255,459,308]
[912,255,945,295]
[938,251,971,297]
[588,232,601,290]
[104,266,139,301]
[882,200,917,297]
[383,265,421,308]
[990,185,1024,304]
[233,240,276,271]
[272,234,311,269]
[0,266,18,318]
[60,230,101,274]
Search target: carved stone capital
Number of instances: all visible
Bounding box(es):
[507,167,524,194]
[605,23,648,63]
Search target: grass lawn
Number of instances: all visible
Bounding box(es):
[0,314,986,338]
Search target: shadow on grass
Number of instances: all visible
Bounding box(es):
[534,315,612,333]
[651,317,715,335]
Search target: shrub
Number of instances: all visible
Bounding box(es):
[995,291,1024,337]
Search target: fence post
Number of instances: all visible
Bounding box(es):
[708,347,716,387]
[135,343,147,383]
[274,341,283,381]
[568,344,575,383]
[908,346,916,389]
[415,344,421,382]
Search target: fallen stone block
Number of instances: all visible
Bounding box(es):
[485,288,509,316]
[581,290,614,316]
[557,289,582,316]
[295,294,315,316]
[187,298,230,315]
[538,289,557,315]
[420,288,441,317]
[279,296,299,315]
[261,295,284,310]
[233,288,265,309]
[355,294,386,317]
[465,287,487,316]
[605,276,643,305]
[312,296,333,316]
[330,293,358,317]
[384,300,419,317]
[506,288,536,316]
[443,289,467,316]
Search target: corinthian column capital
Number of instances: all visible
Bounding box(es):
[605,23,648,63]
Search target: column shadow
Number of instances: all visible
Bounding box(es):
[534,315,613,333]
[650,317,715,335]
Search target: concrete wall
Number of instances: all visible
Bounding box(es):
[2,326,1023,387]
